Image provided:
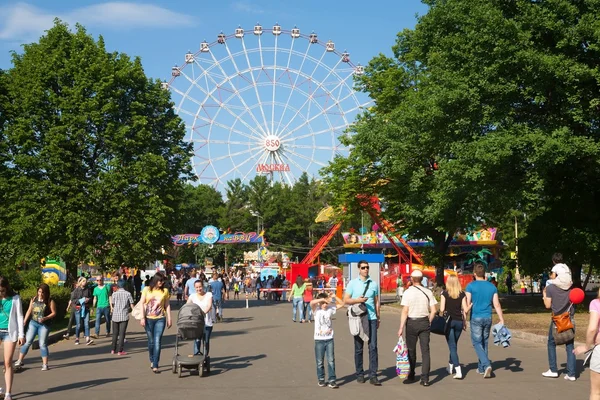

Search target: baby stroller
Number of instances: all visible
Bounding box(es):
[172,303,210,377]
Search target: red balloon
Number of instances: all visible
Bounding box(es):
[569,288,585,305]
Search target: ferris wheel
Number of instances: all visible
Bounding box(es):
[164,23,370,188]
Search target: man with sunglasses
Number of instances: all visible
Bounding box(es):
[343,261,381,386]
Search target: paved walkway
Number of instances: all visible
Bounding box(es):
[9,298,590,400]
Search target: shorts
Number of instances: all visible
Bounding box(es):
[589,346,600,373]
[0,330,11,342]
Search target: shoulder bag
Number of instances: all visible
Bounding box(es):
[356,280,371,314]
[415,286,449,335]
[552,306,574,333]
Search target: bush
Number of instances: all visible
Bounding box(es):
[0,266,42,292]
[19,285,71,321]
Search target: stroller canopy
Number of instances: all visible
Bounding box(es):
[177,303,205,340]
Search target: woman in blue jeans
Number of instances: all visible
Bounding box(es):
[70,277,93,345]
[140,272,172,373]
[15,283,56,371]
[288,275,307,322]
[440,275,470,379]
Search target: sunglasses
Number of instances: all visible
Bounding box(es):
[359,266,369,270]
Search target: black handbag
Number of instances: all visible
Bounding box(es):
[430,312,451,335]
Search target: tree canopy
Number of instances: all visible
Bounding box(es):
[323,0,600,283]
[0,20,193,274]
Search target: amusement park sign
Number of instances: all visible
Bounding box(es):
[256,164,290,172]
[172,231,264,246]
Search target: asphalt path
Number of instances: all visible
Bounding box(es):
[8,297,590,400]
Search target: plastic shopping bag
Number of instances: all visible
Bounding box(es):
[393,336,410,379]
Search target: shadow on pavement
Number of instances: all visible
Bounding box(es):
[18,378,127,399]
[210,354,267,375]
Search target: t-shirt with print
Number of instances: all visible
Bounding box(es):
[401,286,437,318]
[345,277,380,321]
[143,287,169,319]
[313,304,336,340]
[93,285,110,308]
[466,280,498,319]
[546,284,572,315]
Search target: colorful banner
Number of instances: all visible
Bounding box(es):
[342,228,498,246]
[172,231,264,246]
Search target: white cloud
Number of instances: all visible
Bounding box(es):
[231,1,264,14]
[0,2,195,42]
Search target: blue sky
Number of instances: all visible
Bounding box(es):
[0,1,429,187]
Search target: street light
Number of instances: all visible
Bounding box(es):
[249,210,263,251]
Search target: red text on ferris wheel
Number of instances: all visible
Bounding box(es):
[256,164,290,172]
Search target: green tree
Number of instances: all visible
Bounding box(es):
[324,0,600,284]
[1,21,193,276]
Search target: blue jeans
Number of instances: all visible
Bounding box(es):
[470,317,492,372]
[304,301,313,321]
[315,339,336,382]
[547,321,576,377]
[145,317,166,369]
[194,326,214,356]
[95,307,111,335]
[75,309,90,338]
[21,320,50,358]
[353,319,378,378]
[445,319,463,366]
[292,297,303,321]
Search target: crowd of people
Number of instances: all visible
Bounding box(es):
[2,253,600,398]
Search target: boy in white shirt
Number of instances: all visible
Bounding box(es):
[310,292,344,389]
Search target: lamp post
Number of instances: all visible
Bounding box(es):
[249,211,263,252]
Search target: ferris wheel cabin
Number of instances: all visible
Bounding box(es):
[160,82,169,90]
[354,64,365,75]
[254,24,263,35]
[272,23,281,35]
[200,40,209,52]
[217,32,226,44]
[309,32,318,44]
[291,27,300,38]
[171,65,181,77]
[235,27,244,38]
[185,52,194,64]
[342,51,350,62]
[326,40,335,52]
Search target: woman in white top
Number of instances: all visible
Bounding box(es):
[0,277,24,400]
[187,280,215,356]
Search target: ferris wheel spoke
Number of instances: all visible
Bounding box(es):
[192,113,262,142]
[221,147,264,180]
[283,146,327,168]
[273,150,295,185]
[204,145,264,164]
[240,37,271,136]
[241,149,271,182]
[278,149,310,175]
[271,34,279,135]
[284,144,338,150]
[174,73,265,140]
[279,87,358,141]
[275,46,341,137]
[281,124,348,143]
[274,39,313,137]
[207,139,258,146]
[221,42,269,137]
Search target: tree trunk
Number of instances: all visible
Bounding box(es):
[583,264,593,291]
[432,232,453,286]
[571,262,582,289]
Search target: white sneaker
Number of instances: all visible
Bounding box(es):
[454,366,463,379]
[542,369,559,378]
[447,363,453,374]
[41,364,49,371]
[564,375,576,381]
[483,366,493,378]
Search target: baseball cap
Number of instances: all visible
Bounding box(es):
[410,269,423,278]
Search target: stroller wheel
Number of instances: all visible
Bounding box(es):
[178,365,182,378]
[172,360,177,374]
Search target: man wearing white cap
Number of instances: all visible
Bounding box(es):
[397,269,437,386]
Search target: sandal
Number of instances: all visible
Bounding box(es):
[152,368,160,374]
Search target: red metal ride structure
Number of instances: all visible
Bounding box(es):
[301,196,424,270]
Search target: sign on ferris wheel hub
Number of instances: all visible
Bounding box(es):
[164,23,372,188]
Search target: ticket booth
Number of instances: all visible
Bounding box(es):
[338,253,384,295]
